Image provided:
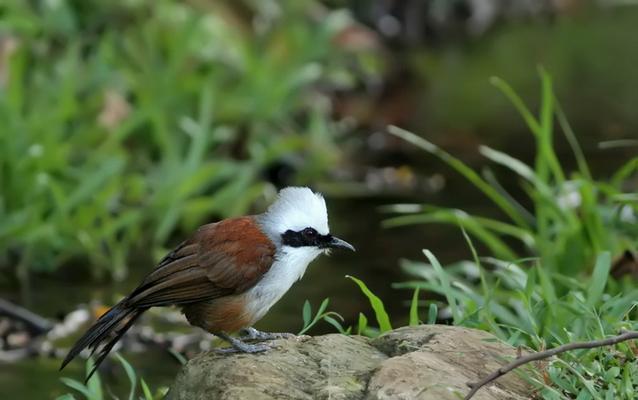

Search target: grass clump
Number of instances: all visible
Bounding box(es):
[386,71,638,398]
[58,355,166,400]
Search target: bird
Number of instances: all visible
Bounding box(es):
[60,186,354,380]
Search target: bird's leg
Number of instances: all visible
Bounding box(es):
[238,327,296,341]
[214,331,270,354]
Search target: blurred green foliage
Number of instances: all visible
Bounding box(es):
[58,354,167,400]
[0,0,366,280]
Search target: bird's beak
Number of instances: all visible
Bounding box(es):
[328,236,356,252]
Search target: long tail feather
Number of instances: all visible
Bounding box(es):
[84,311,143,382]
[60,300,146,381]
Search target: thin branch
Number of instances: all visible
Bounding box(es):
[465,330,638,399]
[0,298,52,334]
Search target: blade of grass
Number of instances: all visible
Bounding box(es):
[385,204,535,246]
[85,358,102,400]
[423,249,461,324]
[586,252,611,309]
[60,379,94,400]
[346,275,392,332]
[489,76,542,135]
[357,312,368,335]
[387,125,529,229]
[168,349,188,366]
[427,303,438,324]
[385,211,518,260]
[479,147,574,227]
[538,67,564,184]
[555,100,592,180]
[323,315,348,334]
[298,298,331,335]
[140,379,153,400]
[611,157,638,188]
[302,300,311,328]
[599,140,638,149]
[460,225,489,300]
[481,168,536,225]
[115,353,137,400]
[409,287,420,326]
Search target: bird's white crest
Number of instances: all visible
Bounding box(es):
[258,187,329,242]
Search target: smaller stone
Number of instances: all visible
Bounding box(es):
[0,317,11,336]
[7,332,30,348]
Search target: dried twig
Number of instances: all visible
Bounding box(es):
[465,330,638,399]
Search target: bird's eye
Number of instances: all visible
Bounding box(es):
[302,228,317,238]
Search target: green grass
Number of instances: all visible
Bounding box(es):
[0,0,369,281]
[298,297,349,335]
[346,275,392,333]
[385,72,638,398]
[386,69,637,279]
[58,355,167,400]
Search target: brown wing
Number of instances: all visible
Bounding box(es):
[125,217,275,308]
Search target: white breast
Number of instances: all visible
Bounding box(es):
[245,246,323,324]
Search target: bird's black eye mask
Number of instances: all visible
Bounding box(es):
[281,227,332,248]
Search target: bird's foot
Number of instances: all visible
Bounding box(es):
[238,327,296,342]
[215,332,272,354]
[215,341,271,354]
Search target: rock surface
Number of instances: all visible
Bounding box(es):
[167,325,532,400]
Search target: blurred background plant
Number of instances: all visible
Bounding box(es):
[0,0,375,283]
[58,355,167,400]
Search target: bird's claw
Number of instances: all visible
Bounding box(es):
[238,327,296,341]
[215,341,271,354]
[214,330,274,354]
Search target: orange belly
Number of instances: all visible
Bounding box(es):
[182,294,254,333]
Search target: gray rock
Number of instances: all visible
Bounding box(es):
[167,325,532,400]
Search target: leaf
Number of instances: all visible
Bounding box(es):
[586,252,612,309]
[298,298,332,335]
[302,300,312,328]
[140,379,153,400]
[387,125,529,229]
[423,250,461,324]
[60,378,94,400]
[115,353,137,400]
[316,298,330,317]
[427,303,438,325]
[555,100,591,180]
[85,358,102,400]
[489,76,541,137]
[538,67,566,185]
[355,312,367,336]
[323,315,346,334]
[168,348,188,366]
[346,275,392,332]
[480,145,536,181]
[409,287,420,327]
[385,210,519,260]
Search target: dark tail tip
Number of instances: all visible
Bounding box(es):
[59,303,142,379]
